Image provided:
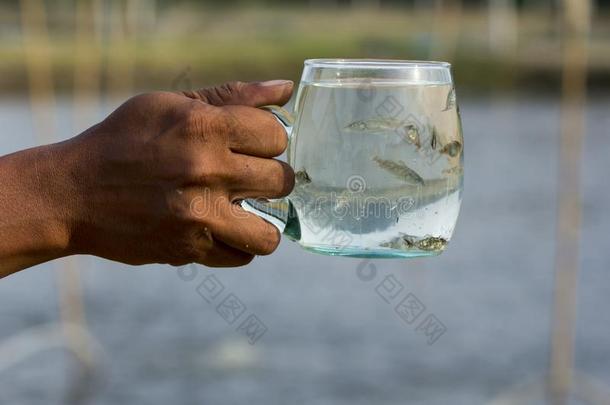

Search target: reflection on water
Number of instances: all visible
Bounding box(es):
[0,97,609,405]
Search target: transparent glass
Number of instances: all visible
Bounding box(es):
[243,59,463,258]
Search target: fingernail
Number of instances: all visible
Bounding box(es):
[259,79,293,87]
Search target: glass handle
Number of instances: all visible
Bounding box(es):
[260,105,294,136]
[239,105,301,241]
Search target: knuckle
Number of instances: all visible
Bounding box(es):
[179,102,220,139]
[181,158,203,181]
[216,107,238,136]
[200,106,237,146]
[180,104,206,137]
[205,81,244,104]
[167,192,194,222]
[198,156,233,186]
[186,157,213,181]
[171,148,204,180]
[168,191,214,225]
[222,81,244,96]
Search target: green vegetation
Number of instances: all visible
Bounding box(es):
[1,6,609,95]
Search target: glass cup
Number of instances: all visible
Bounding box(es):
[243,59,463,258]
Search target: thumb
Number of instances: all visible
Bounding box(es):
[182,80,293,107]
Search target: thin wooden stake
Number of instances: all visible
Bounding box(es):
[549,0,591,403]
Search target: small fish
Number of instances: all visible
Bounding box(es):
[403,124,421,148]
[344,117,406,133]
[380,233,416,250]
[372,156,425,185]
[430,127,438,150]
[442,87,456,111]
[401,234,416,248]
[416,236,447,251]
[440,141,462,158]
[295,170,311,184]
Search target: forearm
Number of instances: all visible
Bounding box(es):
[0,82,294,275]
[0,142,76,277]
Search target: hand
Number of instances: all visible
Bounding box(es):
[0,80,295,274]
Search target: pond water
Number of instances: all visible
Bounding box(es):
[0,95,609,405]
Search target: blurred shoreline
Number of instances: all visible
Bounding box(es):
[2,5,610,96]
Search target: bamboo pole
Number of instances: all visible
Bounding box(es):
[548,0,591,402]
[56,1,105,385]
[488,0,518,57]
[107,0,135,98]
[72,0,102,122]
[487,0,610,403]
[19,0,56,144]
[429,0,463,62]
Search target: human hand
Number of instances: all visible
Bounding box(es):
[59,80,294,267]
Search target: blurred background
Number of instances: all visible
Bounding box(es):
[0,0,609,404]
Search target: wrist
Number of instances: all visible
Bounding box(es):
[0,141,80,274]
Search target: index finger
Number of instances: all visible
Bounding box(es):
[220,105,288,158]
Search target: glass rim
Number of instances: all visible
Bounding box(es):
[304,58,451,69]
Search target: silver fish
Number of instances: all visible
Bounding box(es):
[344,117,406,133]
[440,140,462,157]
[417,236,447,251]
[380,233,447,252]
[295,170,311,184]
[380,233,416,250]
[404,124,421,148]
[372,156,425,185]
[430,126,438,150]
[442,87,456,111]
